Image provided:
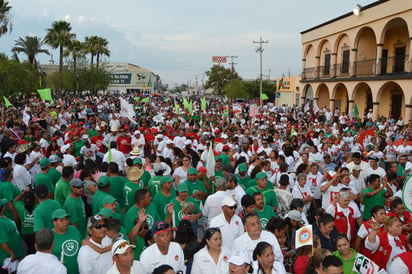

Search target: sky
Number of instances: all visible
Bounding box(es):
[0,0,375,87]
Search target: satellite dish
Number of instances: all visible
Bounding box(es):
[353,4,361,16]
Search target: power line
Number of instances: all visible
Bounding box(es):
[253,37,268,106]
[227,55,238,72]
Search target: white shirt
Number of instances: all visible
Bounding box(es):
[321,182,342,210]
[292,184,312,214]
[348,174,366,195]
[62,154,77,167]
[17,251,67,274]
[139,242,185,274]
[13,164,32,191]
[251,260,287,274]
[78,239,112,274]
[210,213,244,251]
[174,136,186,150]
[202,191,230,225]
[364,166,386,179]
[365,234,407,270]
[388,255,410,274]
[226,186,246,215]
[81,144,100,161]
[191,246,230,274]
[106,260,144,274]
[232,231,283,264]
[103,149,126,170]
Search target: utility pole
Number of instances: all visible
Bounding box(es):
[227,56,238,72]
[253,37,268,106]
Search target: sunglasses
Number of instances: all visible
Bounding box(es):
[207,227,221,234]
[93,223,105,229]
[74,185,84,189]
[227,205,237,210]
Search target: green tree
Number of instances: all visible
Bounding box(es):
[205,65,240,95]
[84,35,98,69]
[0,0,12,38]
[244,79,276,99]
[44,20,76,93]
[64,39,84,72]
[224,79,249,99]
[11,36,50,66]
[95,36,110,68]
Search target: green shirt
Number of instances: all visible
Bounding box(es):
[35,172,55,193]
[92,190,121,217]
[246,186,278,207]
[362,187,386,220]
[124,181,142,210]
[0,216,23,263]
[152,190,177,219]
[0,181,20,219]
[254,205,276,230]
[109,176,126,209]
[182,179,208,205]
[55,178,71,207]
[236,174,252,190]
[73,140,84,157]
[140,170,152,188]
[48,167,62,188]
[33,199,61,232]
[125,204,160,232]
[169,197,201,227]
[397,164,405,177]
[63,195,87,238]
[147,175,163,197]
[332,249,357,274]
[14,201,37,235]
[52,225,82,274]
[132,235,145,260]
[220,153,231,167]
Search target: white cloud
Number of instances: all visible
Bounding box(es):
[64,14,71,22]
[77,16,85,23]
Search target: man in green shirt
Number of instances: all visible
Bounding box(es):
[33,184,61,232]
[246,172,278,211]
[182,167,208,206]
[35,158,54,198]
[124,166,143,210]
[152,176,177,219]
[51,208,82,274]
[236,163,252,190]
[133,158,151,188]
[253,192,276,230]
[0,198,23,267]
[54,166,74,207]
[362,174,393,221]
[63,178,86,238]
[0,168,20,222]
[48,155,62,187]
[92,175,116,215]
[147,164,167,197]
[169,183,202,227]
[107,162,126,211]
[125,189,161,232]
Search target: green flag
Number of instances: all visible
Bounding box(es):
[290,127,296,137]
[134,97,140,104]
[175,102,180,115]
[183,98,189,109]
[188,101,193,115]
[108,142,113,163]
[141,97,149,103]
[224,104,229,117]
[3,96,12,107]
[201,98,206,110]
[37,88,54,104]
[354,103,359,119]
[261,93,269,100]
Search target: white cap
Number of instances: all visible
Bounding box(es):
[228,249,250,266]
[166,140,173,145]
[111,240,135,256]
[221,134,228,139]
[184,140,192,145]
[133,130,141,135]
[221,197,236,207]
[156,134,164,139]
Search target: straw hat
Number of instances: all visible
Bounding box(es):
[130,147,142,156]
[127,166,143,181]
[16,143,31,154]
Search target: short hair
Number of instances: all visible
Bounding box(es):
[371,205,385,217]
[390,197,403,210]
[134,189,148,204]
[338,191,351,200]
[290,198,304,210]
[62,166,74,179]
[244,213,259,223]
[110,141,117,149]
[14,153,26,165]
[252,191,263,199]
[105,218,121,234]
[225,173,237,184]
[241,194,256,208]
[322,255,343,271]
[318,213,335,227]
[215,178,227,189]
[279,174,290,186]
[108,162,119,174]
[368,174,380,184]
[35,228,54,251]
[152,265,174,274]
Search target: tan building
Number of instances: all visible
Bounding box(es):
[275,76,302,106]
[300,0,412,120]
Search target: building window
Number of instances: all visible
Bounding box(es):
[341,50,350,74]
[323,54,330,75]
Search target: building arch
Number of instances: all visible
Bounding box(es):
[303,84,314,107]
[315,84,330,109]
[352,82,373,118]
[334,34,351,76]
[376,81,405,119]
[331,83,349,114]
[353,27,377,76]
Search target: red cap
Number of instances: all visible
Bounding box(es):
[50,137,57,142]
[151,128,158,134]
[79,122,84,126]
[198,166,207,173]
[222,145,230,150]
[124,125,129,130]
[18,139,29,145]
[215,129,220,133]
[70,124,76,128]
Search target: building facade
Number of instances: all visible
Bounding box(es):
[275,76,302,106]
[301,0,412,120]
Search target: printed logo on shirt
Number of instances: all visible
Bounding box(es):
[178,210,185,221]
[223,256,228,262]
[175,255,179,261]
[146,215,154,228]
[235,221,239,226]
[62,239,79,256]
[330,191,340,203]
[260,218,269,229]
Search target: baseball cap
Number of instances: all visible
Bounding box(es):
[160,176,173,184]
[323,153,331,159]
[221,197,236,207]
[133,130,141,135]
[101,195,116,205]
[238,163,248,172]
[286,210,305,225]
[368,155,379,161]
[97,175,110,187]
[49,155,59,163]
[177,183,188,193]
[87,215,104,229]
[221,134,228,139]
[352,166,362,171]
[98,208,114,218]
[222,145,230,151]
[187,167,197,175]
[111,240,136,256]
[151,220,171,235]
[39,158,50,168]
[133,158,143,165]
[52,208,70,220]
[255,172,268,180]
[228,249,250,266]
[184,140,192,146]
[197,166,207,173]
[70,178,85,188]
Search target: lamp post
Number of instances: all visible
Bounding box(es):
[253,37,268,106]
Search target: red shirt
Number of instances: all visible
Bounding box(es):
[117,135,132,154]
[91,135,105,153]
[294,255,310,274]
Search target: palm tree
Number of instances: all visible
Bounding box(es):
[84,35,98,69]
[64,39,83,72]
[44,20,76,93]
[0,0,12,38]
[11,36,50,66]
[95,37,110,68]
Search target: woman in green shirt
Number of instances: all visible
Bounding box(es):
[332,233,357,274]
[14,190,37,255]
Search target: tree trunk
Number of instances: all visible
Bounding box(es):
[59,45,63,94]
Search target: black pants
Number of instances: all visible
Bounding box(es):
[23,233,36,255]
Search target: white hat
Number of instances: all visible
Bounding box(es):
[111,240,135,256]
[228,249,250,266]
[82,134,89,140]
[133,130,141,135]
[110,126,118,132]
[60,144,70,154]
[221,197,236,207]
[221,134,228,139]
[156,134,164,139]
[153,162,171,176]
[184,140,192,146]
[166,140,173,145]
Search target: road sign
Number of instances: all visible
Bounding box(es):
[212,56,227,63]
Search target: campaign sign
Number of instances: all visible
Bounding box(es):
[295,225,312,249]
[402,174,412,213]
[352,253,382,274]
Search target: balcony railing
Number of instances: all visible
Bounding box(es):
[302,55,410,80]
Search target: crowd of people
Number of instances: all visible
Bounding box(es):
[0,93,411,274]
